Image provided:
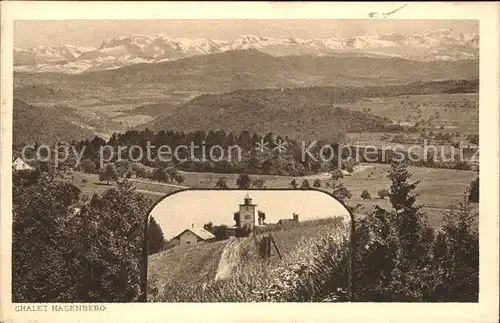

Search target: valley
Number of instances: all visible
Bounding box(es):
[11,20,483,305]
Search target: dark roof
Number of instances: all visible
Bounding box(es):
[277,219,298,224]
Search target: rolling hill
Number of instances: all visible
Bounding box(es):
[138,79,478,141]
[13,99,94,146]
[14,50,479,106]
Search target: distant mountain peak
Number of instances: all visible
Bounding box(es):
[14,30,479,74]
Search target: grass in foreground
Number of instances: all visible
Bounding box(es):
[147,217,349,302]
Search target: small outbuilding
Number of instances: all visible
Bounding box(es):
[12,157,35,171]
[171,225,216,246]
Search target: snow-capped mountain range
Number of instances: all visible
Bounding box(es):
[15,29,479,74]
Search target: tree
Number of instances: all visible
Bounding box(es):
[360,190,371,200]
[203,222,213,232]
[313,179,321,187]
[331,169,343,181]
[131,162,146,178]
[301,179,310,189]
[236,174,251,189]
[12,172,82,302]
[467,177,479,203]
[135,167,147,179]
[174,173,185,185]
[252,178,265,189]
[148,216,165,255]
[215,178,229,189]
[82,180,151,302]
[151,167,170,183]
[386,161,433,266]
[235,226,251,238]
[432,193,479,301]
[115,160,132,178]
[258,211,266,225]
[377,189,390,199]
[349,163,434,301]
[80,159,96,174]
[12,172,151,302]
[290,178,298,189]
[211,225,229,241]
[332,183,352,203]
[233,212,240,227]
[99,163,118,184]
[165,167,178,181]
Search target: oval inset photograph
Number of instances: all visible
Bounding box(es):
[147,189,351,302]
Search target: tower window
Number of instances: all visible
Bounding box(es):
[244,214,251,219]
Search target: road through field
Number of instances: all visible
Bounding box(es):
[215,238,242,281]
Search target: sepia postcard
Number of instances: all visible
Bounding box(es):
[1,2,499,323]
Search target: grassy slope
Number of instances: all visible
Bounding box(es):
[148,239,229,288]
[147,218,347,302]
[13,99,94,146]
[139,80,478,141]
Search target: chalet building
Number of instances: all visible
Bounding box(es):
[277,213,299,225]
[233,193,258,230]
[12,157,35,172]
[171,225,215,246]
[226,193,266,236]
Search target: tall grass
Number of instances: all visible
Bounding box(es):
[148,217,350,302]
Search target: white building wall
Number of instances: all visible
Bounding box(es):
[178,231,199,246]
[239,204,256,229]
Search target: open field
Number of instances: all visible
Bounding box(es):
[65,162,477,229]
[339,93,478,133]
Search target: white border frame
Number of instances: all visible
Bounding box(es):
[1,2,498,322]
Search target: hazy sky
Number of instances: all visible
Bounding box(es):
[14,20,478,48]
[149,190,350,239]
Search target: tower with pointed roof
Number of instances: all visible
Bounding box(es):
[237,192,257,229]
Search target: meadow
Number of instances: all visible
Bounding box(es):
[147,218,348,302]
[339,93,478,133]
[66,162,478,230]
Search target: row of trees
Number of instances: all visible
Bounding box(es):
[12,169,151,302]
[59,127,475,180]
[85,161,185,186]
[319,161,479,302]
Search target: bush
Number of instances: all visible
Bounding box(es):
[148,216,166,255]
[301,179,310,189]
[236,174,251,189]
[467,177,479,203]
[360,190,371,200]
[99,163,118,184]
[215,177,229,189]
[151,168,170,183]
[377,189,390,199]
[252,178,266,189]
[235,226,251,238]
[174,173,185,185]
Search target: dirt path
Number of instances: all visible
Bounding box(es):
[214,238,242,281]
[129,178,189,189]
